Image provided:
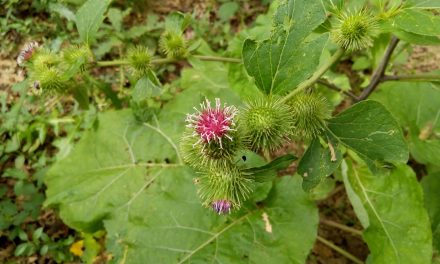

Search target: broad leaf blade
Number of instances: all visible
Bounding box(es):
[298,135,342,192]
[44,109,318,263]
[407,0,440,8]
[242,0,328,95]
[343,161,432,263]
[76,0,112,45]
[245,154,297,182]
[372,82,440,165]
[421,172,440,253]
[132,75,162,102]
[394,9,440,36]
[104,176,318,264]
[327,100,408,171]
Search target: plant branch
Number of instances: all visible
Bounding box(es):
[317,236,364,264]
[317,79,358,100]
[381,74,440,82]
[320,219,363,236]
[95,55,241,67]
[281,48,345,103]
[357,36,399,101]
[96,60,130,67]
[193,55,242,63]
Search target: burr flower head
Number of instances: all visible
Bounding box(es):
[186,98,238,147]
[17,41,39,66]
[240,97,293,152]
[332,10,378,51]
[159,31,188,58]
[212,200,232,214]
[288,92,331,139]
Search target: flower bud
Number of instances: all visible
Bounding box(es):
[127,46,152,77]
[32,67,65,94]
[212,200,232,214]
[288,92,331,139]
[239,97,293,152]
[186,98,238,147]
[197,164,253,213]
[62,45,92,68]
[159,31,188,59]
[332,10,378,51]
[181,130,242,169]
[16,41,39,66]
[31,49,59,71]
[181,98,241,168]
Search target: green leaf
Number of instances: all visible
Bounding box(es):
[219,2,239,21]
[407,0,440,8]
[327,100,408,171]
[45,109,318,263]
[72,84,89,110]
[104,175,317,264]
[32,227,44,242]
[75,0,112,44]
[165,12,191,33]
[245,154,297,182]
[393,29,440,45]
[107,8,123,32]
[421,172,440,252]
[181,58,240,104]
[372,82,440,165]
[343,160,432,263]
[308,177,336,200]
[393,9,440,36]
[132,74,162,102]
[242,0,328,95]
[298,134,342,192]
[49,3,76,22]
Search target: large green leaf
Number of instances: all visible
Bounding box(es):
[44,108,318,263]
[393,9,440,36]
[298,135,342,192]
[421,172,440,252]
[407,0,440,9]
[75,0,112,44]
[372,82,440,165]
[343,161,432,264]
[327,100,408,170]
[227,7,272,99]
[242,0,328,95]
[104,174,318,263]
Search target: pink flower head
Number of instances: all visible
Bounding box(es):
[17,41,39,66]
[212,200,231,214]
[186,98,237,148]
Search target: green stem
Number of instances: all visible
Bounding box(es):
[192,55,242,63]
[320,219,363,236]
[96,55,241,67]
[281,48,345,104]
[96,60,130,67]
[317,236,364,264]
[381,74,440,82]
[151,58,177,64]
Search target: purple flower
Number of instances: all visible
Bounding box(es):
[17,41,39,66]
[212,200,232,214]
[185,98,237,148]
